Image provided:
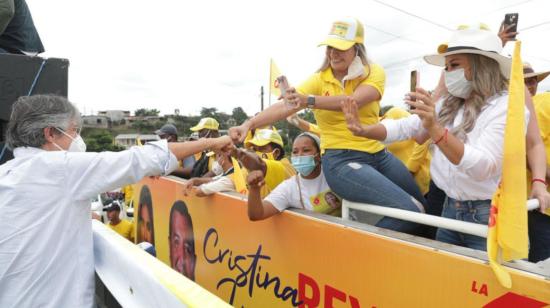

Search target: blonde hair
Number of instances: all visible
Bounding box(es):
[437,54,508,141]
[317,43,371,79]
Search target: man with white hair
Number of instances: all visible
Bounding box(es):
[0,95,233,307]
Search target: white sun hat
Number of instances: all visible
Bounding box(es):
[424,23,512,78]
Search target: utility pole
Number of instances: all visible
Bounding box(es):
[260,86,264,111]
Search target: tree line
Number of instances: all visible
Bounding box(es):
[83,106,316,154]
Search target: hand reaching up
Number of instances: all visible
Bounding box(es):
[246,170,265,189]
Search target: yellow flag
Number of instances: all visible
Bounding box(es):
[270,59,282,98]
[487,41,528,288]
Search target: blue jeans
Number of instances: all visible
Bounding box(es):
[322,149,426,234]
[436,197,491,251]
[528,211,550,262]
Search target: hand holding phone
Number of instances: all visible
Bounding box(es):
[502,13,519,41]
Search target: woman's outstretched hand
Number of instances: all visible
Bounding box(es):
[341,96,368,137]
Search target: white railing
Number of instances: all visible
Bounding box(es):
[342,199,540,238]
[93,220,230,308]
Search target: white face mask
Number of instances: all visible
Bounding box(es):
[212,161,224,176]
[444,68,473,99]
[53,128,87,152]
[343,55,366,82]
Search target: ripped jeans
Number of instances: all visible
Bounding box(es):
[322,149,426,234]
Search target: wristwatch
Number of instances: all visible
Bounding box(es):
[307,95,316,109]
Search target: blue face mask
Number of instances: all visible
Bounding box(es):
[291,155,317,176]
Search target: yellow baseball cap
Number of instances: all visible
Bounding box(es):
[190,117,219,132]
[245,129,284,147]
[318,17,364,51]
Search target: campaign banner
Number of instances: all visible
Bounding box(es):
[133,177,550,307]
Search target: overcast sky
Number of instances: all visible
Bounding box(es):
[27,0,550,117]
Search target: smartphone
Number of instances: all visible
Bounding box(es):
[409,70,418,110]
[276,75,289,96]
[503,13,519,40]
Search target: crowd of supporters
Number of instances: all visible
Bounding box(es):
[1,14,550,308]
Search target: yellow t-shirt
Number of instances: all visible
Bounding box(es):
[262,158,296,198]
[297,63,386,153]
[383,107,415,163]
[406,142,431,196]
[308,123,322,137]
[528,93,550,195]
[122,185,134,207]
[382,107,431,195]
[108,219,134,242]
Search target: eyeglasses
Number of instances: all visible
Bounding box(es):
[54,126,81,137]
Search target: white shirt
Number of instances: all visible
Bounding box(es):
[199,174,235,195]
[0,140,178,308]
[265,170,341,214]
[382,93,529,200]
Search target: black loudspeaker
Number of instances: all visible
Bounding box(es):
[0,54,69,122]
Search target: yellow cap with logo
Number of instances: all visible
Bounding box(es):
[318,17,364,51]
[245,129,284,147]
[190,117,219,132]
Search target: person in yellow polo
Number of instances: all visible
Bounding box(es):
[524,63,550,263]
[105,201,134,242]
[229,18,425,234]
[381,106,431,196]
[231,129,295,197]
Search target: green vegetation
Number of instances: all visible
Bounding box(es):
[82,129,125,152]
[82,107,317,155]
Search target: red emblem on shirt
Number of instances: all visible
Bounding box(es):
[488,205,498,227]
[313,197,320,205]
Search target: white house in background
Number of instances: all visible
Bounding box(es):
[114,134,159,148]
[98,110,131,122]
[82,115,111,129]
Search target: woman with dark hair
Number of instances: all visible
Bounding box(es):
[137,185,154,245]
[247,133,342,220]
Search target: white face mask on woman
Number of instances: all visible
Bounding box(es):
[444,68,473,99]
[52,128,87,152]
[343,55,366,82]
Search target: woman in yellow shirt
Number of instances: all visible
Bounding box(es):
[229,18,425,234]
